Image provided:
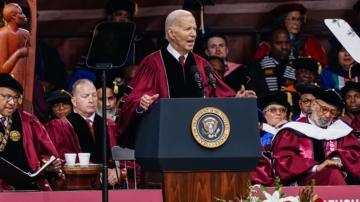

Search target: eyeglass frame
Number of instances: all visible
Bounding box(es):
[263,106,287,114]
[300,98,313,106]
[0,93,21,103]
[52,102,72,111]
[314,99,340,117]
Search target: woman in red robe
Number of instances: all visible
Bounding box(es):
[254,3,327,66]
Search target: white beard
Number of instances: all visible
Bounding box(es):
[313,111,331,128]
[96,107,116,119]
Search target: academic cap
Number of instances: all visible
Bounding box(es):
[312,88,344,109]
[294,84,320,95]
[45,89,72,104]
[269,3,307,18]
[259,92,291,112]
[0,73,23,94]
[341,81,360,98]
[93,79,119,95]
[105,0,138,17]
[290,58,322,75]
[182,0,214,11]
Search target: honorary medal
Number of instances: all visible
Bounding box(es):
[9,130,21,142]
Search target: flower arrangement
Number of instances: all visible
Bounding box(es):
[215,177,323,202]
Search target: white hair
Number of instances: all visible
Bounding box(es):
[164,9,193,41]
[72,79,94,96]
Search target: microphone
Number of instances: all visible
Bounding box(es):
[190,65,205,98]
[204,66,217,91]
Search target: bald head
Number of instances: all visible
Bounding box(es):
[72,79,95,97]
[2,3,21,22]
[165,9,193,40]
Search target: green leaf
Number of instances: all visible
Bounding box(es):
[214,197,227,202]
[260,184,270,196]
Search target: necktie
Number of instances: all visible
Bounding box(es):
[85,119,95,141]
[179,56,185,79]
[1,117,6,130]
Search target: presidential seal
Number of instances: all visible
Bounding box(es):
[191,107,230,148]
[9,130,21,142]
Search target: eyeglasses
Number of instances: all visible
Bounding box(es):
[314,100,339,117]
[300,99,313,106]
[286,17,303,24]
[0,93,21,103]
[52,102,72,111]
[264,107,287,114]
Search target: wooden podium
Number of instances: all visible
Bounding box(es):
[135,98,261,202]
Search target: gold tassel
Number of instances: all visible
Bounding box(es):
[134,2,138,15]
[196,0,205,35]
[113,81,118,94]
[317,62,322,75]
[18,95,22,104]
[60,89,72,97]
[286,92,294,120]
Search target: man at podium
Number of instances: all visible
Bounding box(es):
[117,9,256,148]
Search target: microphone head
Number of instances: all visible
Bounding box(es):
[204,66,213,75]
[190,65,199,75]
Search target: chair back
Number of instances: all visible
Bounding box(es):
[111,146,137,189]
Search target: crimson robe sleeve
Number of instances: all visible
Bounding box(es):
[351,115,360,131]
[251,145,275,187]
[270,129,318,183]
[116,56,161,149]
[328,133,360,179]
[253,42,270,61]
[302,34,327,66]
[45,118,81,160]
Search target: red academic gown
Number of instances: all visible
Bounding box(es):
[270,116,360,186]
[0,110,59,191]
[45,114,140,188]
[117,50,236,149]
[254,33,327,66]
[251,145,275,187]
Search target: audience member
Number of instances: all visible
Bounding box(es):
[45,89,73,121]
[254,3,327,66]
[340,82,360,124]
[291,84,318,120]
[68,0,155,92]
[117,9,256,149]
[259,92,290,148]
[321,37,360,94]
[271,88,360,185]
[0,73,61,191]
[94,79,119,121]
[116,64,138,108]
[207,56,225,80]
[204,33,246,91]
[45,79,120,186]
[245,28,295,99]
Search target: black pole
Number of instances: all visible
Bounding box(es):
[99,66,110,202]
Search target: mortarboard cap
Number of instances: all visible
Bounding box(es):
[294,84,320,95]
[269,3,307,18]
[182,0,214,11]
[353,1,360,15]
[312,88,344,109]
[105,0,138,17]
[290,58,322,75]
[341,81,360,98]
[0,73,23,94]
[93,79,119,95]
[45,89,72,105]
[259,92,291,113]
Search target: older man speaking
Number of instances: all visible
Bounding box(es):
[117,9,256,149]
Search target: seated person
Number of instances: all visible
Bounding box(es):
[45,89,73,121]
[207,56,225,80]
[292,84,318,120]
[0,73,61,191]
[271,88,360,185]
[340,82,360,125]
[94,79,119,122]
[259,92,290,148]
[45,79,120,187]
[321,37,360,94]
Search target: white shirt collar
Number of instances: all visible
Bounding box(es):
[74,110,95,123]
[167,44,188,62]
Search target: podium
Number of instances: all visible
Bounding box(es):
[135,98,261,202]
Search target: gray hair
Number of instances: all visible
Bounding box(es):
[72,79,94,96]
[164,9,193,41]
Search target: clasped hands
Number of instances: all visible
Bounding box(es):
[316,158,343,172]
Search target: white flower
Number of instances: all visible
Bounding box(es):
[263,191,300,202]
